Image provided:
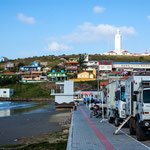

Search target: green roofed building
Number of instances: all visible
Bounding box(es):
[47,70,67,81]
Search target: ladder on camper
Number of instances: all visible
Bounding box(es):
[114,116,131,135]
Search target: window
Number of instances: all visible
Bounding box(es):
[3,91,6,94]
[143,90,150,103]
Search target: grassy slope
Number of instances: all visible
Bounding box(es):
[0,83,55,99]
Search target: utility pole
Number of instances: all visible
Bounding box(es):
[97,61,100,102]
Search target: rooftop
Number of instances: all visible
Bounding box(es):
[113,62,150,64]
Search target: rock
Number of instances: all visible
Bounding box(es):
[62,129,69,134]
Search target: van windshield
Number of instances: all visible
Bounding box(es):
[143,90,150,103]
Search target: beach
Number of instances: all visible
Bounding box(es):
[0,110,71,147]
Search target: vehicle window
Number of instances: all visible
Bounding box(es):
[143,90,150,103]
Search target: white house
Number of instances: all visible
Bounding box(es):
[51,81,74,109]
[0,88,14,98]
[104,51,117,55]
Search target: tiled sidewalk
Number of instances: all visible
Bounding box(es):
[67,103,150,150]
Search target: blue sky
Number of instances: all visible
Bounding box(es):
[0,0,150,59]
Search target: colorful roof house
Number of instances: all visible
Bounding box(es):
[141,52,150,56]
[47,70,67,81]
[69,69,96,82]
[20,71,47,83]
[0,57,8,62]
[66,58,79,74]
[121,51,132,55]
[20,62,42,72]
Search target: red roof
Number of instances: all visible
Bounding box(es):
[100,81,109,86]
[67,61,78,64]
[121,76,130,80]
[133,53,141,55]
[107,51,116,53]
[109,71,123,74]
[3,57,8,60]
[122,51,130,53]
[1,72,16,75]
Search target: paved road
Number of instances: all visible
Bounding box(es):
[67,104,150,150]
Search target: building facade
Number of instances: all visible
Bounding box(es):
[66,58,79,74]
[0,88,14,98]
[47,70,67,81]
[51,81,74,109]
[20,62,42,72]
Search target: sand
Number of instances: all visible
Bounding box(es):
[0,111,71,146]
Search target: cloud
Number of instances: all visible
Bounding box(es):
[93,6,105,14]
[45,41,72,52]
[18,13,35,24]
[147,16,150,21]
[51,22,136,43]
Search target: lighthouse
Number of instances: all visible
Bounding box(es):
[114,29,122,54]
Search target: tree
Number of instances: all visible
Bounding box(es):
[17,62,25,68]
[78,53,87,71]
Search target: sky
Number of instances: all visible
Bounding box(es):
[0,0,150,59]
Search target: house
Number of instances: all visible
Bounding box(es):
[113,62,150,72]
[141,52,150,56]
[40,62,48,66]
[47,70,67,81]
[51,81,74,110]
[0,57,8,62]
[5,62,15,70]
[20,71,43,82]
[0,88,14,98]
[104,51,117,55]
[77,70,96,79]
[20,62,42,72]
[86,61,98,71]
[0,72,16,78]
[66,58,79,74]
[121,51,131,55]
[43,67,51,73]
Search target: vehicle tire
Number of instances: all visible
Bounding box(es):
[136,121,145,141]
[129,119,136,135]
[115,114,120,127]
[108,113,113,123]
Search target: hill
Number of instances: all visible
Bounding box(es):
[1,54,150,69]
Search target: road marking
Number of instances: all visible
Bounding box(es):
[80,106,115,150]
[108,122,150,150]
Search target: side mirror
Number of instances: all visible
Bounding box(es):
[134,91,139,95]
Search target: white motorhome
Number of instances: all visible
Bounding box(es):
[125,75,150,141]
[107,80,126,126]
[0,88,14,98]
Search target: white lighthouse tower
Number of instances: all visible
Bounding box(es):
[114,29,122,54]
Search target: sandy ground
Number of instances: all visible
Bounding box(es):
[0,111,71,146]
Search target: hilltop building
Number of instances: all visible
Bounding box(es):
[104,29,149,56]
[20,62,42,72]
